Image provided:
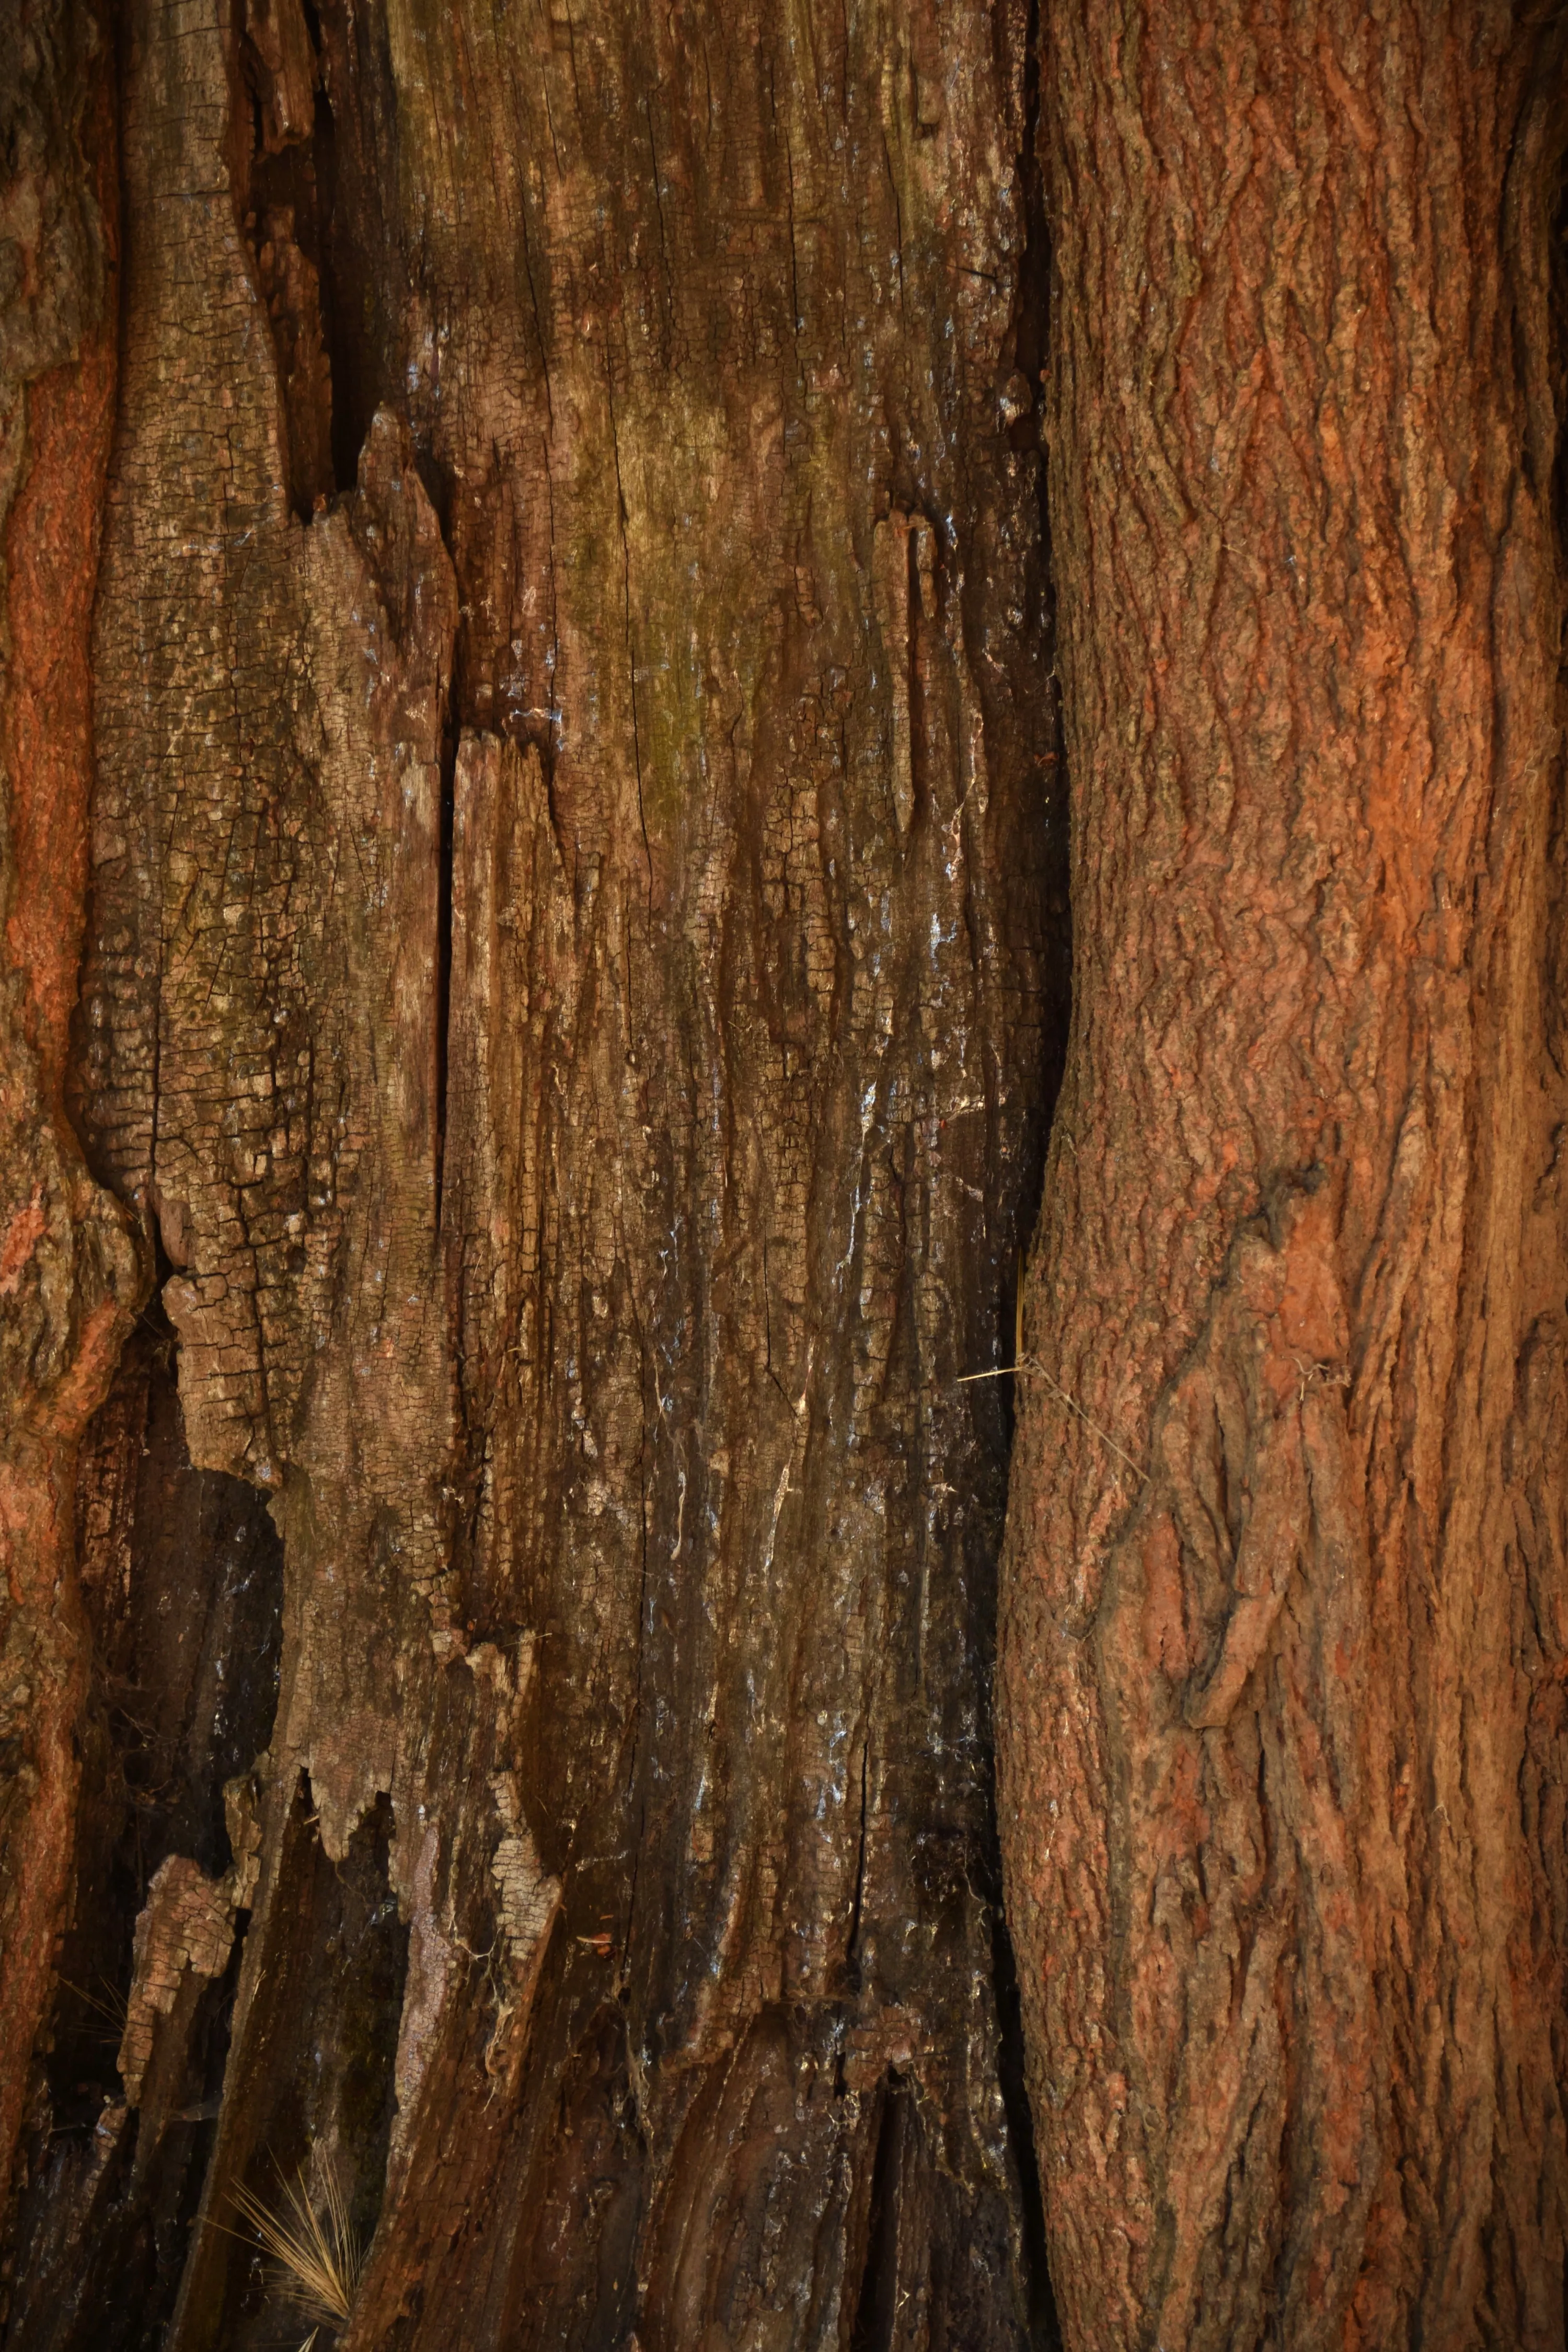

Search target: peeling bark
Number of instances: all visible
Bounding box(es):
[4,1,1063,2345]
[1000,8,1568,2349]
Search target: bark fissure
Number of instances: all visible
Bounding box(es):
[8,2,1066,2345]
[849,2073,912,2352]
[5,1316,285,2343]
[1001,12,1568,2349]
[433,658,459,1239]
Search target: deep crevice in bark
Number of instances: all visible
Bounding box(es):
[294,0,377,500]
[236,5,335,522]
[989,1890,1060,2351]
[10,2,1070,2343]
[848,2072,911,2352]
[434,663,459,1241]
[2,1320,284,2349]
[309,0,400,494]
[235,0,395,516]
[199,1785,407,2351]
[983,2,1065,2342]
[6,1925,250,2352]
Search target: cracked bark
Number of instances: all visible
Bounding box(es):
[3,2,1063,2347]
[1000,7,1568,2350]
[25,1,1562,2345]
[0,0,140,2227]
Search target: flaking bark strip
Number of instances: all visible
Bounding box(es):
[46,0,1066,2341]
[116,1855,236,2111]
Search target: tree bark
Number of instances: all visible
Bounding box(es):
[2,2,1063,2347]
[1000,7,1568,2349]
[0,0,139,2227]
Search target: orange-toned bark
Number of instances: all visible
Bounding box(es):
[0,0,137,2201]
[3,322,117,1083]
[1001,7,1568,2347]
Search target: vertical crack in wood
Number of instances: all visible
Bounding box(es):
[11,0,1068,2343]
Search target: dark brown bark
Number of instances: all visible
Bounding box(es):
[1000,7,1568,2349]
[2,2,1063,2347]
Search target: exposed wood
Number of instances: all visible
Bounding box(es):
[3,1,1064,2345]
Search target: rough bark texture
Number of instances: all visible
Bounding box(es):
[1000,7,1568,2350]
[0,0,141,2220]
[3,2,1064,2347]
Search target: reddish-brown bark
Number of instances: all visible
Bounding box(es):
[1000,6,1568,2347]
[0,0,139,2205]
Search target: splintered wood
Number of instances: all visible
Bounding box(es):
[5,0,1064,2344]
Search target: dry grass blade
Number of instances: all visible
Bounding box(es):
[56,1973,129,2048]
[228,2161,364,2324]
[955,1356,1149,1485]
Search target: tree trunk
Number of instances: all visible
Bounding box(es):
[13,3,1566,2347]
[2,2,1064,2348]
[1000,7,1568,2350]
[0,0,140,2241]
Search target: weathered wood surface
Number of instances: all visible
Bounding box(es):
[3,1,1063,2345]
[1000,7,1568,2349]
[18,5,1564,2348]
